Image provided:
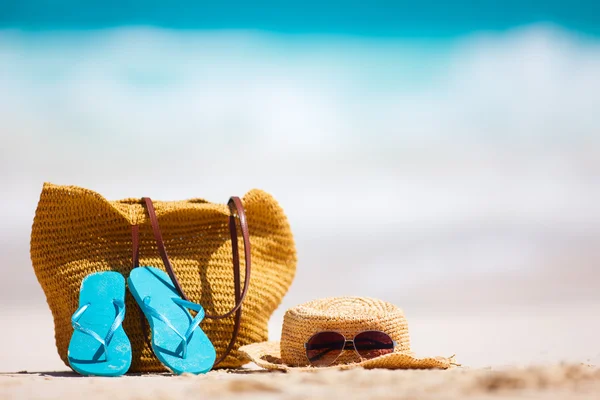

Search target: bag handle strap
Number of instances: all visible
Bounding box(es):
[133,196,251,366]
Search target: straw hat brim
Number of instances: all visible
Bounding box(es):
[239,341,453,371]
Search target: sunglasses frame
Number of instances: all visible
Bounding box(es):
[303,330,397,367]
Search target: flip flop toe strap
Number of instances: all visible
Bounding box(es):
[142,296,205,359]
[71,299,125,362]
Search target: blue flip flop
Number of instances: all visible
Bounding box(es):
[68,271,132,376]
[128,266,216,375]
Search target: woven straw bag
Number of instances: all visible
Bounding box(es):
[30,183,297,372]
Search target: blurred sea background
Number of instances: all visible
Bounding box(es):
[1,1,599,371]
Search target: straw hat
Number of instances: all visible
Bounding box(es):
[240,296,455,370]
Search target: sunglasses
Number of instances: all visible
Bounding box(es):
[304,330,397,367]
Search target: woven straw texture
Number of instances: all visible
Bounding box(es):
[239,297,453,370]
[30,183,297,372]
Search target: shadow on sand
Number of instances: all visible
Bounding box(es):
[0,368,278,378]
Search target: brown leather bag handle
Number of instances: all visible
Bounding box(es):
[132,196,251,366]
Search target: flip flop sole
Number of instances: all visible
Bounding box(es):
[128,266,216,374]
[68,271,131,376]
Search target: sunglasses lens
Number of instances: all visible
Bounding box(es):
[305,332,346,367]
[353,331,395,360]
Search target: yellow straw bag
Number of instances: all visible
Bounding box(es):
[30,183,297,372]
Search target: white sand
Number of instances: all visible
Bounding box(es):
[3,301,600,373]
[2,364,600,400]
[1,304,599,399]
